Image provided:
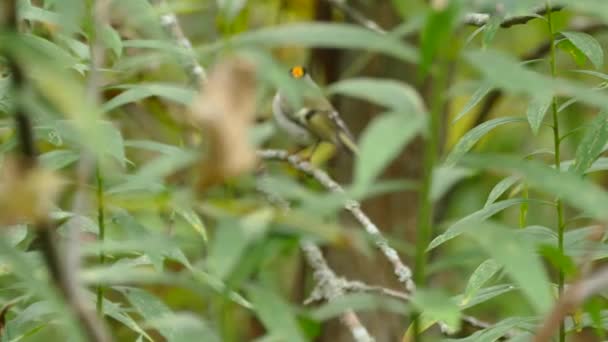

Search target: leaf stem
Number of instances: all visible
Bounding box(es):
[546,2,566,341]
[413,61,448,342]
[95,166,105,316]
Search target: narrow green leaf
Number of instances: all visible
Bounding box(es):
[453,82,493,123]
[431,166,475,201]
[100,24,123,58]
[355,112,424,188]
[103,84,195,112]
[39,149,80,170]
[484,175,519,207]
[248,286,306,342]
[122,288,180,341]
[455,284,515,310]
[205,220,250,280]
[445,317,536,342]
[99,296,153,341]
[405,284,515,340]
[428,198,526,250]
[562,31,604,69]
[445,117,526,166]
[526,93,552,135]
[328,78,426,113]
[124,140,183,155]
[462,259,502,306]
[570,111,608,174]
[200,23,418,63]
[482,15,502,47]
[466,49,608,113]
[558,38,588,67]
[462,154,608,221]
[174,208,208,242]
[464,222,553,313]
[411,289,461,333]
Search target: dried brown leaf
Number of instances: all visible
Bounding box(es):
[189,57,258,190]
[0,157,64,225]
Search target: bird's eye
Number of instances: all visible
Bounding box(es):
[290,66,306,79]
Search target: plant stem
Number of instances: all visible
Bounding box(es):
[413,62,448,341]
[95,166,105,315]
[546,2,566,341]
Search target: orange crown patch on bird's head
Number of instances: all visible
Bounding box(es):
[289,66,306,79]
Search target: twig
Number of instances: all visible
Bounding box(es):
[464,5,564,28]
[149,0,206,86]
[535,266,608,341]
[258,149,415,293]
[343,280,410,301]
[300,241,375,342]
[324,0,386,34]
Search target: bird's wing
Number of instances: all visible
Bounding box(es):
[304,109,359,155]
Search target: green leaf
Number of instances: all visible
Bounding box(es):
[462,259,502,306]
[100,24,123,59]
[466,49,608,113]
[201,23,418,63]
[405,284,515,340]
[482,15,502,48]
[526,93,552,135]
[39,149,80,170]
[445,117,526,166]
[206,211,271,280]
[21,3,62,27]
[124,139,183,155]
[570,111,608,174]
[455,284,515,310]
[411,289,461,333]
[453,82,493,123]
[461,154,608,221]
[99,296,153,341]
[464,222,553,313]
[217,0,247,21]
[328,78,426,113]
[103,84,195,112]
[431,166,475,201]
[355,112,424,189]
[248,286,306,342]
[538,245,577,277]
[122,287,188,341]
[21,34,80,70]
[174,207,208,242]
[50,0,85,35]
[558,38,588,67]
[484,175,519,207]
[445,317,536,342]
[561,31,604,69]
[428,198,526,250]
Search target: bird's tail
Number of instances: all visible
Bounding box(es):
[337,131,359,155]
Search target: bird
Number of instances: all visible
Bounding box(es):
[272,66,358,156]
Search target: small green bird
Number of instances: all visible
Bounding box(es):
[272,66,358,155]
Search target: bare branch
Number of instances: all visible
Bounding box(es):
[535,266,608,341]
[301,242,374,342]
[464,5,564,28]
[150,0,206,86]
[258,149,415,292]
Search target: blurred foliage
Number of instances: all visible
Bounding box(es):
[1,0,608,341]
